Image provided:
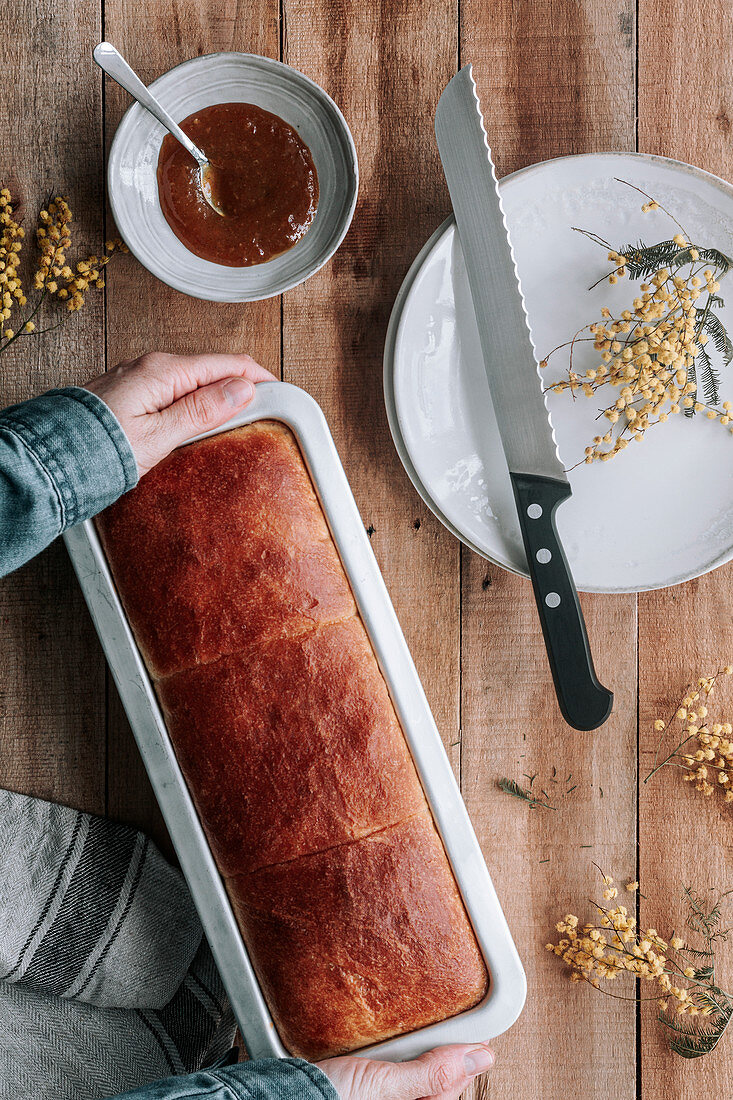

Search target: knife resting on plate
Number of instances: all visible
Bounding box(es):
[435,65,613,731]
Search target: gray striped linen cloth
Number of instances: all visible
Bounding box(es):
[0,788,237,1098]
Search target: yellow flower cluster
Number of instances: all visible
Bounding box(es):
[0,188,27,340]
[540,192,731,465]
[33,196,72,295]
[0,187,129,352]
[33,195,127,312]
[546,876,715,1018]
[650,667,733,804]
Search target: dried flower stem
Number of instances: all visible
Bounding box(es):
[646,666,733,804]
[540,181,733,466]
[0,187,128,354]
[547,872,733,1058]
[498,776,556,810]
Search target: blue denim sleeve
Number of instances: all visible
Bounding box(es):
[0,386,138,577]
[109,1059,339,1100]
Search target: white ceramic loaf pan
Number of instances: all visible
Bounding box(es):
[64,380,526,1061]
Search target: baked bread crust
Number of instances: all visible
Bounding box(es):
[156,618,427,876]
[229,812,489,1059]
[96,423,356,678]
[96,421,489,1059]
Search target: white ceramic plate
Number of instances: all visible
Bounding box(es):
[387,152,733,593]
[108,53,358,301]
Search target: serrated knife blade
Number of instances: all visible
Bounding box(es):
[435,65,564,481]
[435,64,613,731]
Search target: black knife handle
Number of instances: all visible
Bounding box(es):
[510,472,613,731]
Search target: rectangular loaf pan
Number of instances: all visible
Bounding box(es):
[64,380,526,1061]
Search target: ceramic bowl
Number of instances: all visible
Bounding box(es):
[107,52,358,301]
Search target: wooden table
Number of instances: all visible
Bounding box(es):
[2,2,732,1096]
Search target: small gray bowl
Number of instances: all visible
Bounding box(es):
[107,52,358,302]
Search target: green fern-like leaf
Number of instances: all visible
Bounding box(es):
[684,886,725,938]
[674,245,733,272]
[682,944,715,959]
[614,240,733,281]
[696,343,721,406]
[697,986,730,1013]
[618,239,689,279]
[694,246,733,274]
[659,988,733,1059]
[701,310,733,368]
[664,1018,730,1059]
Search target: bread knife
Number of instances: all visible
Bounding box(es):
[435,65,613,731]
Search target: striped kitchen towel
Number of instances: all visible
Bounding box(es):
[0,788,236,1098]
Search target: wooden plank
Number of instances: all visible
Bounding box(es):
[0,2,107,814]
[638,4,733,1094]
[638,571,733,1097]
[101,1,280,845]
[281,0,461,761]
[462,0,635,177]
[459,2,638,1096]
[462,569,638,1098]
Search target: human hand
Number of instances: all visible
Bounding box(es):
[84,351,275,476]
[316,1042,495,1100]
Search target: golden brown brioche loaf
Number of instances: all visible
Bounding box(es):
[96,424,356,678]
[96,421,488,1060]
[156,617,427,875]
[229,812,488,1059]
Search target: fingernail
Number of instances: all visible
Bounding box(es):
[463,1047,495,1076]
[223,378,254,406]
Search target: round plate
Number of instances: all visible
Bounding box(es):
[383,223,495,564]
[108,52,358,302]
[387,152,733,593]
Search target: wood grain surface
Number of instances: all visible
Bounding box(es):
[0,0,107,815]
[0,1,731,1096]
[638,5,733,1096]
[281,0,460,756]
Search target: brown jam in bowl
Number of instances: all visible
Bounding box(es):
[156,102,319,267]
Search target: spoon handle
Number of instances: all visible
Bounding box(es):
[93,43,207,167]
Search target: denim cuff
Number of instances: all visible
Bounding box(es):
[0,386,138,529]
[214,1059,340,1100]
[112,1059,341,1100]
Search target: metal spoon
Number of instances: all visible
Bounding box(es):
[93,42,225,216]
